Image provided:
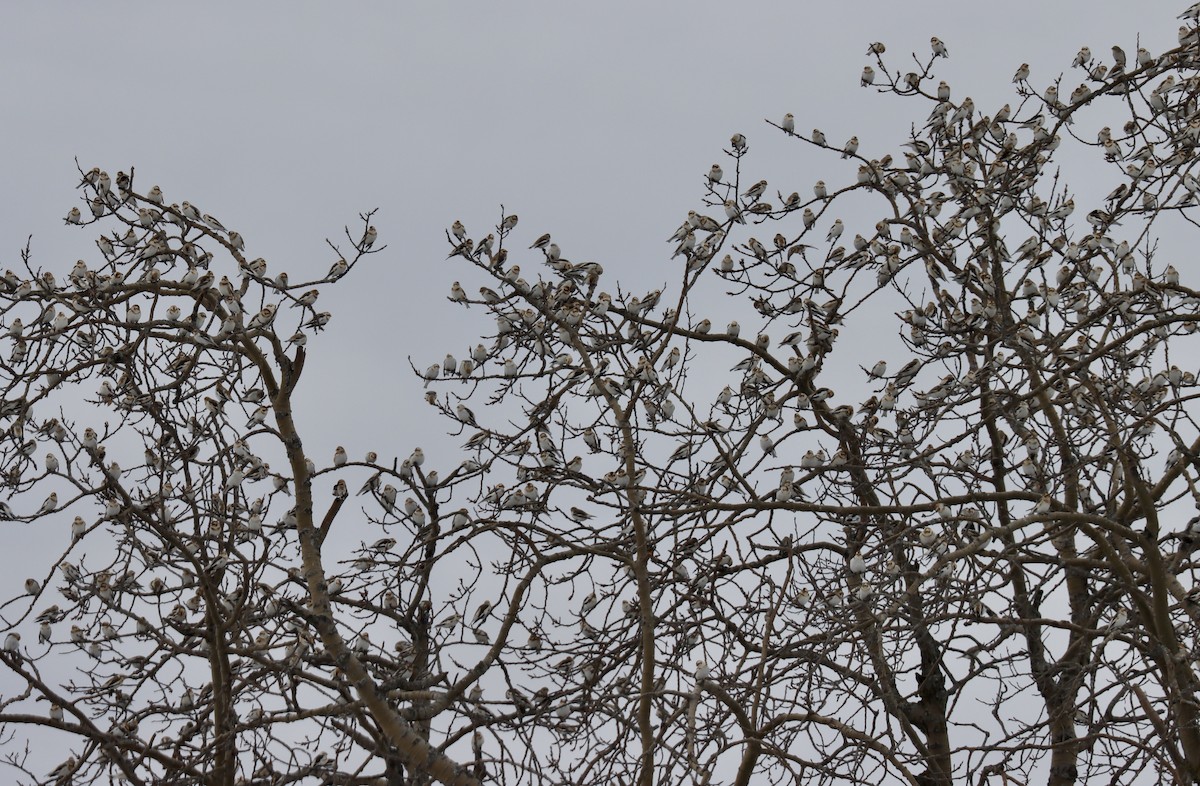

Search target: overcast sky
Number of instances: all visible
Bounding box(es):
[0,3,1187,771]
[0,1,1176,466]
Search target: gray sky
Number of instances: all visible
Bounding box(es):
[0,1,1184,775]
[0,2,1170,465]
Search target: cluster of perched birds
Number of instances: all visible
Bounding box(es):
[0,166,447,778]
[8,10,1200,783]
[0,165,389,503]
[420,17,1200,634]
[3,167,683,784]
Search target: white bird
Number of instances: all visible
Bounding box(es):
[472,600,493,624]
[46,756,77,781]
[826,219,844,243]
[743,179,768,200]
[360,226,378,249]
[3,632,19,653]
[782,112,795,134]
[849,553,867,574]
[304,312,332,330]
[930,36,948,58]
[760,434,776,456]
[380,485,398,512]
[669,442,695,463]
[293,289,320,308]
[326,258,349,281]
[35,492,57,516]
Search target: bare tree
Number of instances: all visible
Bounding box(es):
[0,176,492,785]
[7,7,1200,786]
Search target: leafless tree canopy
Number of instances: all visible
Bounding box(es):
[6,9,1200,786]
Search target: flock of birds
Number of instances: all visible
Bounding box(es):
[6,7,1200,782]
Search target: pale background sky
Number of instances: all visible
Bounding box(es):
[0,2,1171,468]
[0,1,1183,777]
